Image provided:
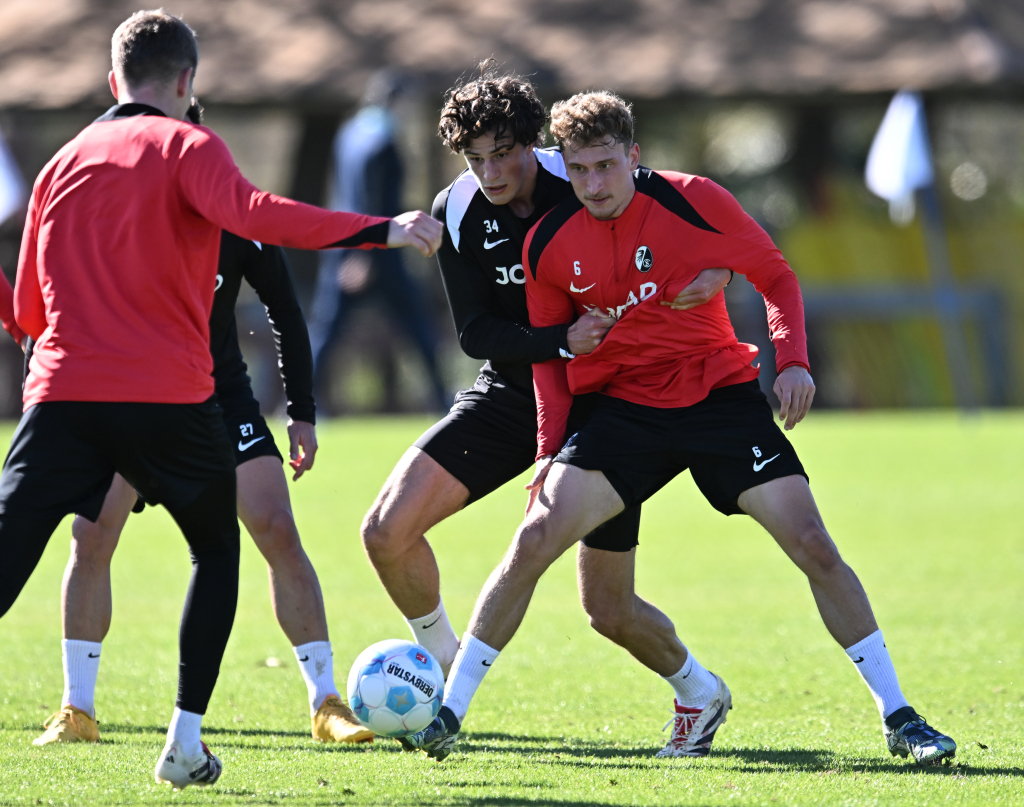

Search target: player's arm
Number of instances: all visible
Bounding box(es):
[244,241,317,480]
[178,132,441,256]
[434,194,566,363]
[0,267,27,347]
[697,179,812,429]
[14,178,47,342]
[523,228,579,509]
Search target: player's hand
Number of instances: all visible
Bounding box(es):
[287,419,318,480]
[567,308,615,355]
[774,366,815,431]
[387,211,443,257]
[524,455,556,515]
[660,267,732,310]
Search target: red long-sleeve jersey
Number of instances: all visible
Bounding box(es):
[0,267,26,345]
[16,104,389,410]
[524,169,808,458]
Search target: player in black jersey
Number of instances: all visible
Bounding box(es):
[34,226,372,747]
[360,64,731,678]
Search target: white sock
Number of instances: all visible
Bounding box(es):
[663,651,718,707]
[845,629,910,719]
[61,639,102,718]
[441,633,499,724]
[293,641,339,714]
[167,707,203,757]
[405,599,460,676]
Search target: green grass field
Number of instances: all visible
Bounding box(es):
[0,412,1021,806]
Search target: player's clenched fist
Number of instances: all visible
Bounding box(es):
[387,210,444,257]
[567,308,615,355]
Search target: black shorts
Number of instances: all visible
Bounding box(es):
[218,384,283,467]
[556,380,807,515]
[414,373,642,552]
[0,398,236,523]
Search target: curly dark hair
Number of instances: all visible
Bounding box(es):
[438,60,547,153]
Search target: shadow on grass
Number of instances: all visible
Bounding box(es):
[454,733,1024,778]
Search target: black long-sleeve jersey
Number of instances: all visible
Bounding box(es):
[432,148,574,394]
[211,231,316,423]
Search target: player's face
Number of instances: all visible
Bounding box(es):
[463,132,535,206]
[563,140,640,220]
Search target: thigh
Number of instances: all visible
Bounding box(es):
[737,474,829,559]
[236,454,296,546]
[220,386,283,466]
[365,447,469,543]
[686,383,807,516]
[556,396,682,510]
[110,398,236,512]
[413,377,537,504]
[0,402,115,522]
[524,462,626,560]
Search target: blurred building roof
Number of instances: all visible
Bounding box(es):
[2,0,1023,108]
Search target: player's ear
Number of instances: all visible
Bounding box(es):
[108,70,119,101]
[628,142,640,170]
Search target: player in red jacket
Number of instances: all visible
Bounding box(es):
[2,11,439,789]
[408,92,955,766]
[0,270,26,347]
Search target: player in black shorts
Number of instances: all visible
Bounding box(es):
[35,188,371,745]
[359,63,730,677]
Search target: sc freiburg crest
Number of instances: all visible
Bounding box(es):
[635,246,653,273]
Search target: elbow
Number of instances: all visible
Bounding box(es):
[457,330,489,360]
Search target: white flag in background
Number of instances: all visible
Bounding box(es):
[865,91,934,225]
[0,129,25,226]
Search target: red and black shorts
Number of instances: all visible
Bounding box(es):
[556,380,807,520]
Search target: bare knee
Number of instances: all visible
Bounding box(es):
[585,601,633,644]
[70,515,120,566]
[503,520,565,581]
[247,506,302,564]
[790,521,842,577]
[360,505,414,567]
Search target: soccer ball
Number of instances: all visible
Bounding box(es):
[346,639,444,738]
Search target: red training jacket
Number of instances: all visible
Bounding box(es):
[0,267,26,345]
[16,104,390,410]
[524,169,808,459]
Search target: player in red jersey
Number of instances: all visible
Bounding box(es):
[2,10,439,789]
[0,270,26,347]
[407,92,955,766]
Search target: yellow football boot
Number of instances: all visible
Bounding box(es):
[33,706,100,745]
[311,695,373,743]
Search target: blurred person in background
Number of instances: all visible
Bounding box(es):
[308,70,447,413]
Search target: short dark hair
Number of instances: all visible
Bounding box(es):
[112,9,198,88]
[550,91,634,152]
[438,60,547,153]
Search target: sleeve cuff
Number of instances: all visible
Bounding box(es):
[777,360,810,373]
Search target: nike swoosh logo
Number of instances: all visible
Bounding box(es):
[238,436,266,451]
[422,617,441,629]
[570,282,596,293]
[299,655,309,662]
[88,653,100,658]
[753,453,780,472]
[483,238,509,249]
[852,656,864,663]
[482,660,492,666]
